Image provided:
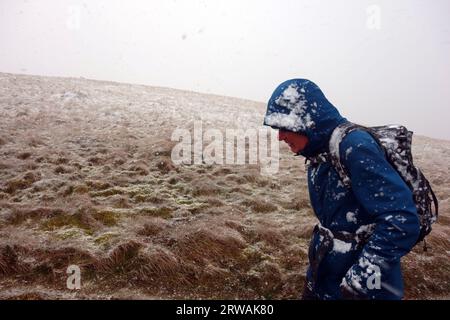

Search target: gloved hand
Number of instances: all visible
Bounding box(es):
[340,278,368,300]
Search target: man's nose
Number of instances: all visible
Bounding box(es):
[278,131,284,141]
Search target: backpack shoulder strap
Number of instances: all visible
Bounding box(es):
[329,122,368,187]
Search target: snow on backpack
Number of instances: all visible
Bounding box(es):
[328,122,439,250]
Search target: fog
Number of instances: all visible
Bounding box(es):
[1,0,449,139]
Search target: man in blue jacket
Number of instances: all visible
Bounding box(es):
[263,79,420,300]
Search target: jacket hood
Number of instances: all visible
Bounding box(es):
[263,79,347,158]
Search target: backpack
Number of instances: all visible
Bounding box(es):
[327,122,439,250]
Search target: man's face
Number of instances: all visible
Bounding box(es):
[278,130,309,154]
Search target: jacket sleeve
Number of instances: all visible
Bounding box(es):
[338,130,420,297]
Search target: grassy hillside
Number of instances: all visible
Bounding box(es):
[0,73,449,299]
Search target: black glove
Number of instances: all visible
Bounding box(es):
[340,280,368,300]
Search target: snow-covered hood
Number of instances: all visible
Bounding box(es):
[263,79,347,158]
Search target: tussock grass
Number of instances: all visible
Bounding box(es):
[41,212,95,234]
[94,232,120,250]
[0,245,29,275]
[95,240,143,272]
[240,197,278,213]
[4,172,40,194]
[155,157,176,174]
[89,187,125,197]
[17,152,32,160]
[175,226,247,266]
[93,209,120,227]
[191,180,224,197]
[138,207,173,219]
[86,180,112,190]
[7,206,64,225]
[137,218,168,236]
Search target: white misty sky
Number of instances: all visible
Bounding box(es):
[1,0,449,139]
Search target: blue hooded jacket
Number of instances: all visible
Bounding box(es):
[263,79,420,299]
